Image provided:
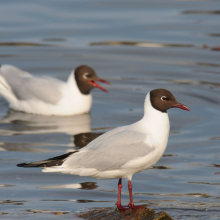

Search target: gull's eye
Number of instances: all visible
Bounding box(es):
[83,72,91,79]
[161,96,167,101]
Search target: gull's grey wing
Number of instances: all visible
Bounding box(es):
[0,65,63,105]
[64,128,155,171]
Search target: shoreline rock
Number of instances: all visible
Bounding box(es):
[77,207,173,220]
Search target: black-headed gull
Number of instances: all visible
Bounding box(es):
[17,88,190,210]
[0,65,110,116]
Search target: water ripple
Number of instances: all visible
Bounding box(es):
[0,42,53,47]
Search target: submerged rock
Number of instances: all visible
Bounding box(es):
[77,207,173,220]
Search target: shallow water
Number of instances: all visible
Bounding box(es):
[0,0,220,219]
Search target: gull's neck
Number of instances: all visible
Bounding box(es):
[136,92,170,136]
[67,71,90,97]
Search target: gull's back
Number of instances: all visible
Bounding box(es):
[43,124,155,179]
[0,65,63,105]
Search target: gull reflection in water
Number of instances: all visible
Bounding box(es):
[0,110,91,136]
[0,110,103,151]
[38,182,98,190]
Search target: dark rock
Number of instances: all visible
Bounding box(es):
[77,207,173,220]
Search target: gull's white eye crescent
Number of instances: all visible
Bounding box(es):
[161,96,167,101]
[83,72,91,79]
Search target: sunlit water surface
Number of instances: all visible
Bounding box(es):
[0,0,220,219]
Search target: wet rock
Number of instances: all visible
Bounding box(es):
[77,207,173,220]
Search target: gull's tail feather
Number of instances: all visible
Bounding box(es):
[42,167,66,173]
[17,151,77,168]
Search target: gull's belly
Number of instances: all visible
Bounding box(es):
[8,89,92,116]
[121,138,168,173]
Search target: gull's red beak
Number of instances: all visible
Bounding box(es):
[98,78,111,85]
[89,79,110,93]
[172,103,190,111]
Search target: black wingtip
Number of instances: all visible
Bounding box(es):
[17,162,29,167]
[17,162,47,168]
[16,152,77,168]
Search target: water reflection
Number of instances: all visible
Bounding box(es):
[0,42,52,47]
[89,41,194,49]
[77,200,96,203]
[0,110,91,136]
[166,79,220,89]
[151,166,173,169]
[41,38,67,42]
[100,189,214,199]
[0,142,53,152]
[182,10,220,15]
[0,184,15,187]
[212,164,220,168]
[0,111,104,151]
[188,182,220,185]
[210,136,220,140]
[38,182,98,190]
[211,47,220,51]
[163,154,178,157]
[208,33,220,38]
[27,209,70,214]
[0,200,25,205]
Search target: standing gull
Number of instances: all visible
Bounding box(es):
[0,65,110,116]
[18,89,190,210]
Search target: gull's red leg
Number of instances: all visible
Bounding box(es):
[128,181,146,209]
[115,178,129,210]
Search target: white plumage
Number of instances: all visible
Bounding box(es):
[42,92,170,180]
[0,65,108,116]
[18,88,189,209]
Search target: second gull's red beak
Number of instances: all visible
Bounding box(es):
[89,79,110,93]
[98,78,111,85]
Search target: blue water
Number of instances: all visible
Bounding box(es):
[0,0,220,219]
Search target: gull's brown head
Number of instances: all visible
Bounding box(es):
[74,65,110,95]
[150,88,190,112]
